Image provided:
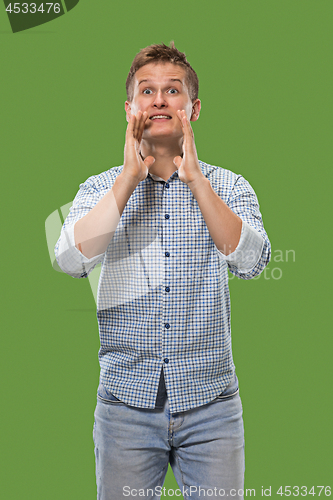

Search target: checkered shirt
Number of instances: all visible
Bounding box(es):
[55,161,271,413]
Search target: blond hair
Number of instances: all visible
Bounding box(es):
[126,42,199,102]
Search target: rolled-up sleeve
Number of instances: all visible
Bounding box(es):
[217,219,265,274]
[56,223,104,278]
[54,177,107,278]
[216,173,271,279]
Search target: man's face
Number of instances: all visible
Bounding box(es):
[125,62,200,142]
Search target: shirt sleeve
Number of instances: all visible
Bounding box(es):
[55,223,104,278]
[216,219,265,273]
[217,174,271,279]
[54,178,107,279]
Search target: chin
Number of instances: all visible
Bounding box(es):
[144,127,182,140]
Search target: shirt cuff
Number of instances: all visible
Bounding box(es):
[56,223,104,278]
[217,220,264,273]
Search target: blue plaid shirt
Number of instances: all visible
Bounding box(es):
[55,161,270,413]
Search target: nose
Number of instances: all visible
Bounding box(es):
[153,90,167,108]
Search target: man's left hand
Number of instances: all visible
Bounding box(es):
[173,110,205,186]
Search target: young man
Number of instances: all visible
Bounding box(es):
[55,43,271,500]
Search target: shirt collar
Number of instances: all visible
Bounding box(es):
[147,171,179,183]
[148,172,166,182]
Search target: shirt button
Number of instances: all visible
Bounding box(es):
[165,287,170,292]
[164,358,169,363]
[165,323,170,329]
[165,214,170,219]
[165,252,170,257]
[165,183,170,188]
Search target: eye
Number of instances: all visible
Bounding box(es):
[143,89,153,95]
[168,88,178,94]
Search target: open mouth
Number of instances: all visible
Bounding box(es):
[150,115,172,120]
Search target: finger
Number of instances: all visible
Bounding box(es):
[177,110,189,149]
[178,110,190,137]
[137,111,148,144]
[180,110,194,142]
[176,109,185,130]
[136,110,144,139]
[133,111,142,140]
[173,156,182,169]
[125,113,136,142]
[136,110,148,142]
[144,155,155,169]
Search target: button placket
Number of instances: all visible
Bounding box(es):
[162,180,172,366]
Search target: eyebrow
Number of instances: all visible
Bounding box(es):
[138,78,183,86]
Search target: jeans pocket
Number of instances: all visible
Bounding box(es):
[214,373,239,401]
[97,384,125,405]
[215,387,239,401]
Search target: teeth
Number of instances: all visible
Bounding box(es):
[150,115,171,120]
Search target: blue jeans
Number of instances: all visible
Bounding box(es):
[93,375,245,500]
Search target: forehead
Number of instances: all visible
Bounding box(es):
[134,62,187,87]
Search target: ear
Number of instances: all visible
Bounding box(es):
[190,99,201,122]
[125,101,131,123]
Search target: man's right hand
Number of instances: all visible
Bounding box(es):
[123,111,155,183]
[73,112,155,260]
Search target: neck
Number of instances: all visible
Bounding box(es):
[140,138,183,181]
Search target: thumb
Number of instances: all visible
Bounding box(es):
[144,156,155,169]
[173,156,182,169]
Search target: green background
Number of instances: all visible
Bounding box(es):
[1,1,332,498]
